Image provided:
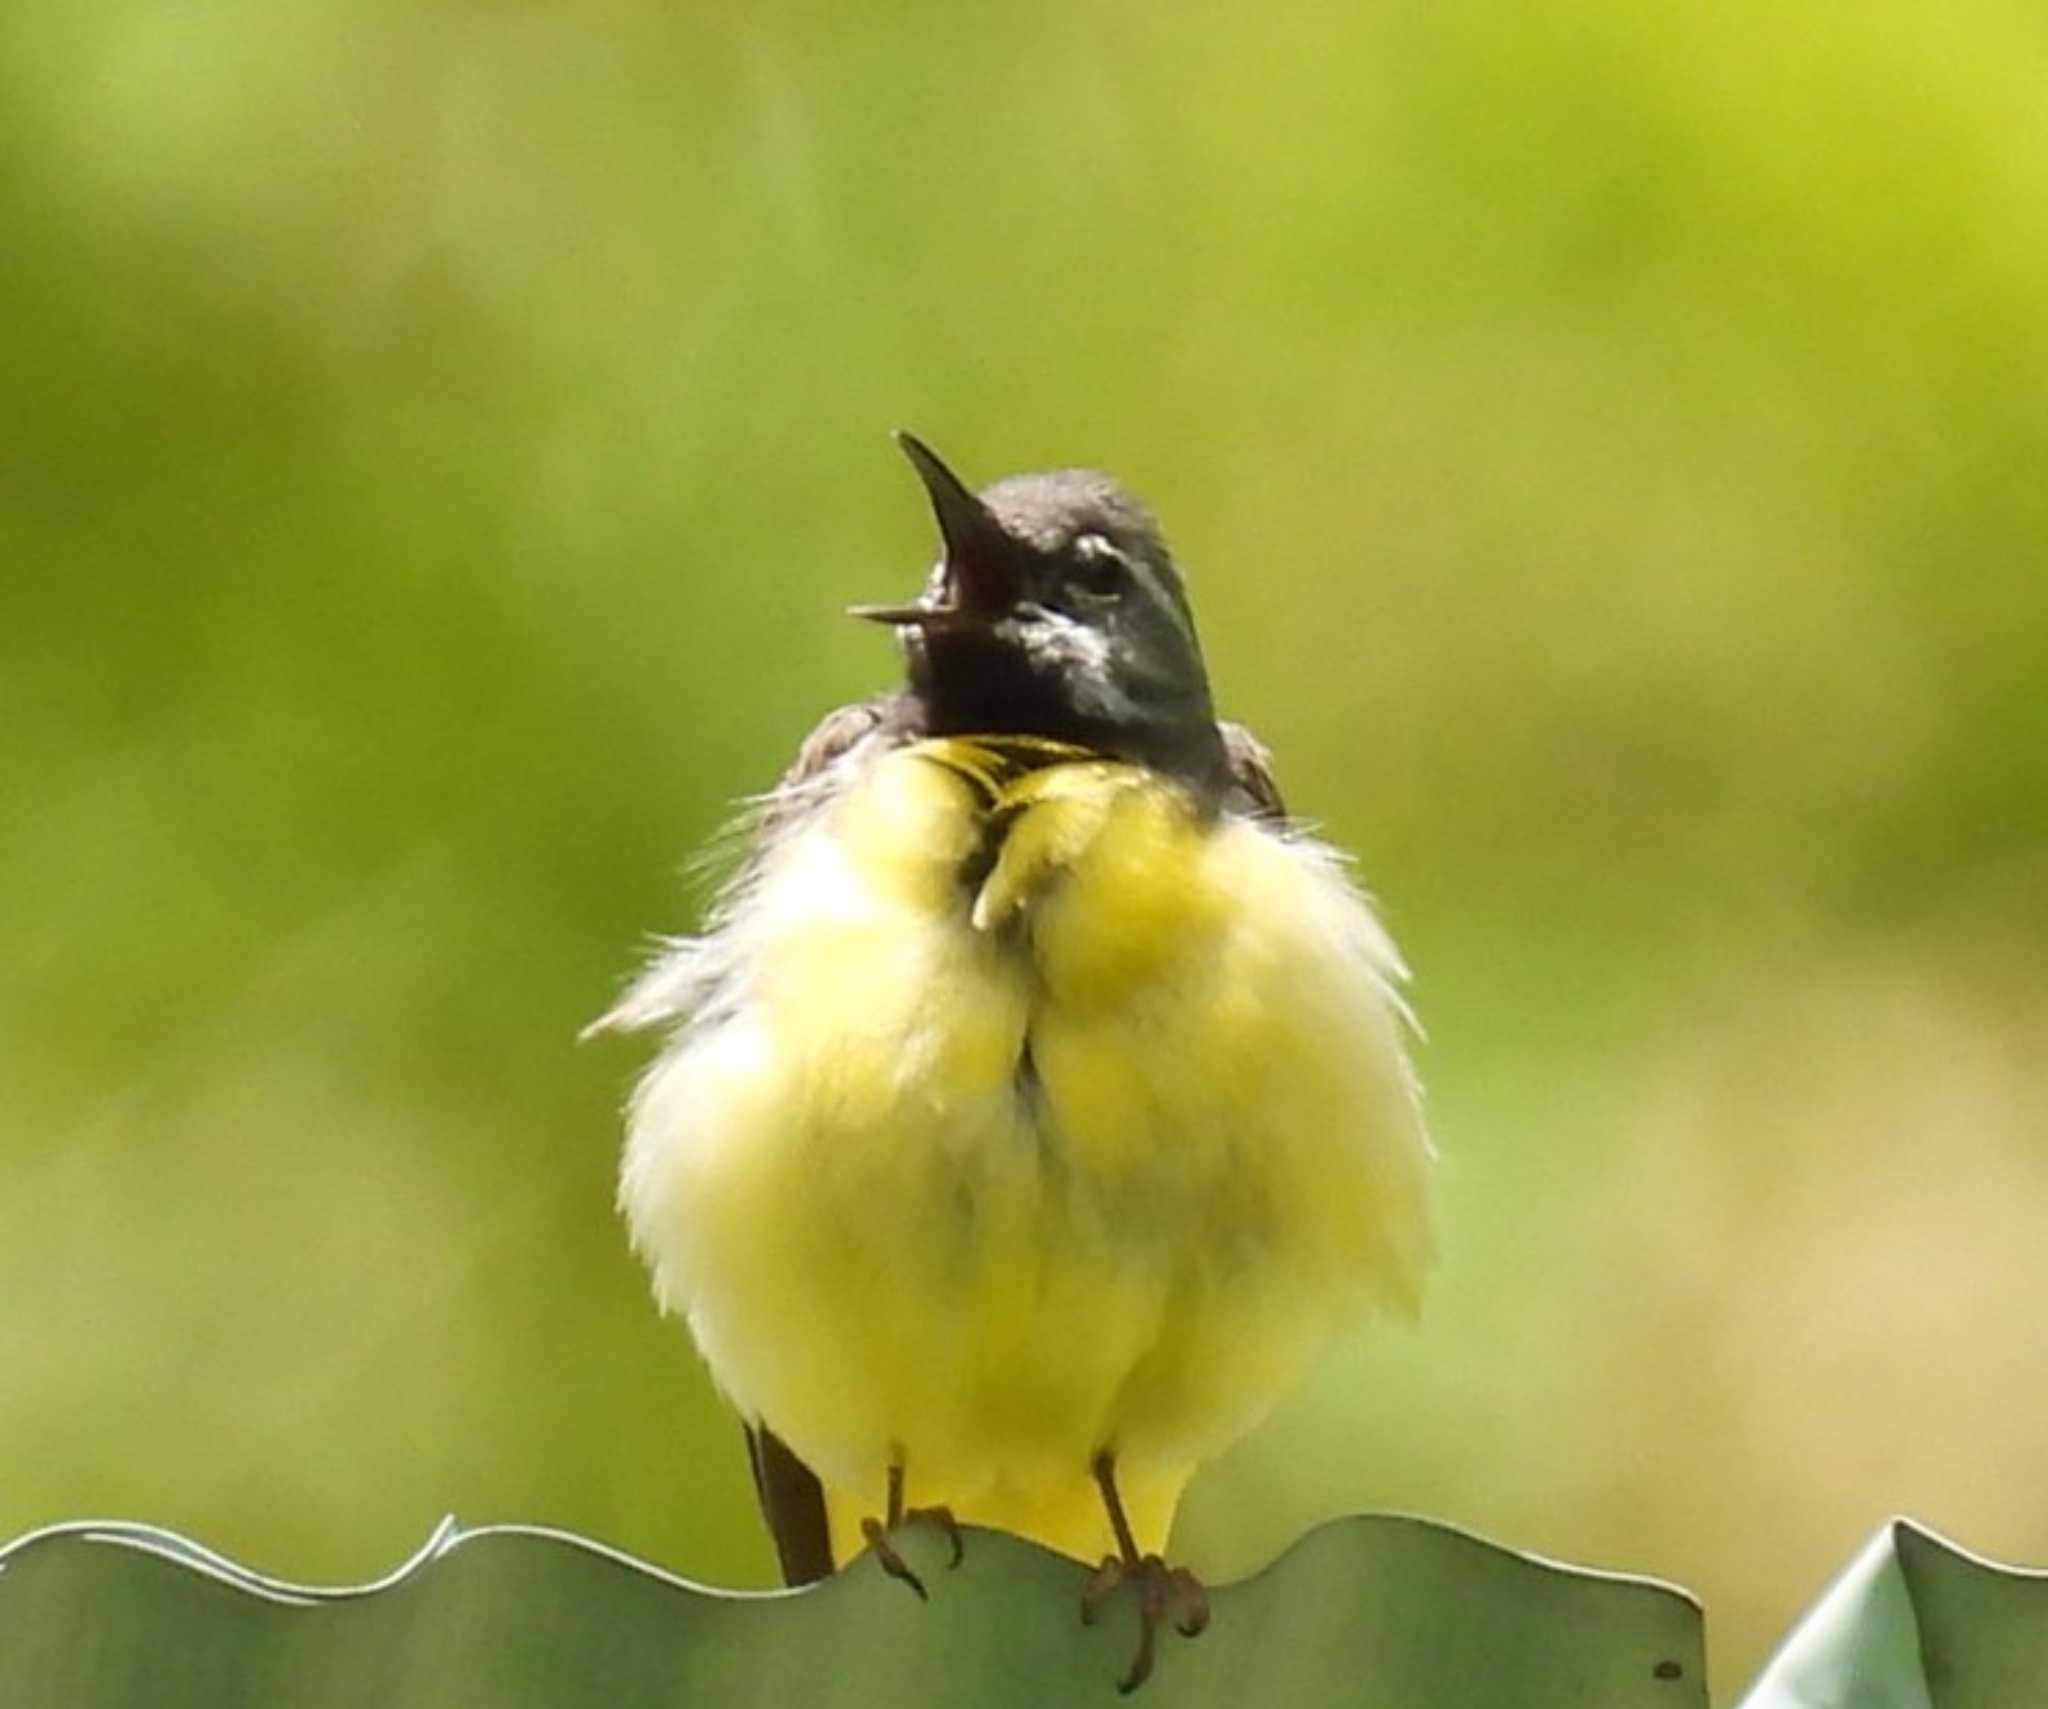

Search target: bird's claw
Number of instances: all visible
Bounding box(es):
[908,1502,965,1568]
[1080,1553,1210,1692]
[860,1516,926,1599]
[860,1502,963,1600]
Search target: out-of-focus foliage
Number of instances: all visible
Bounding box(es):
[2,0,2044,1697]
[0,1516,1706,1707]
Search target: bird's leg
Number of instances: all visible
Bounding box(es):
[1079,1451,1210,1693]
[859,1457,963,1599]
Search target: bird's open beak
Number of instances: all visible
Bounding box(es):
[849,431,1019,627]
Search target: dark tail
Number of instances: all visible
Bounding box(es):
[743,1423,834,1586]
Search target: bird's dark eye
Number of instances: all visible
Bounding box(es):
[1068,532,1128,603]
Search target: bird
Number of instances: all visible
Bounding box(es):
[590,433,1434,1691]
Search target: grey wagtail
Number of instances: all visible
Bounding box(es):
[591,434,1434,1691]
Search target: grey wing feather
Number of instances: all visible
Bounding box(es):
[752,694,903,840]
[1219,719,1287,819]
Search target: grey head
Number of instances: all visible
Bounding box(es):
[852,432,1231,799]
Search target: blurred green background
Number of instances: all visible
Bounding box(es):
[4,0,2045,1696]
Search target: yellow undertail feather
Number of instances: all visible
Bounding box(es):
[825,1461,1186,1569]
[620,736,1432,1568]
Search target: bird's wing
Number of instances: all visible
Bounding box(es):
[736,696,929,1585]
[748,695,934,1579]
[1218,719,1287,819]
[597,693,914,1578]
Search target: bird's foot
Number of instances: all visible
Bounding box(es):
[859,1502,963,1600]
[1080,1552,1210,1693]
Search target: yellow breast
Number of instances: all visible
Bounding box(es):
[619,736,1432,1563]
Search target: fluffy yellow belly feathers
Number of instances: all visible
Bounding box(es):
[618,735,1432,1568]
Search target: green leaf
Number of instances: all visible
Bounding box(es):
[0,1514,1704,1705]
[1738,1519,2048,1709]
